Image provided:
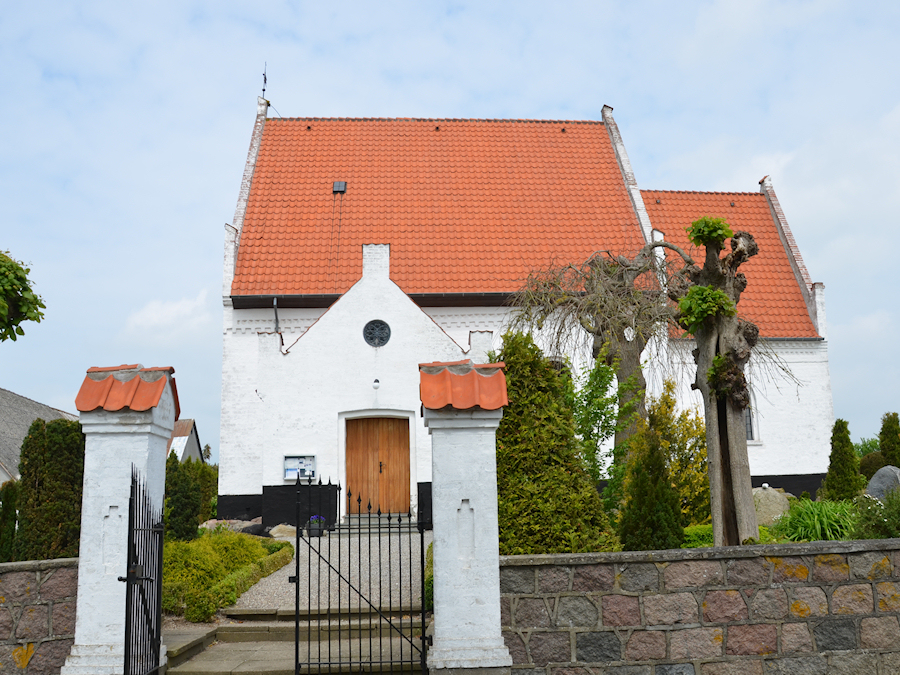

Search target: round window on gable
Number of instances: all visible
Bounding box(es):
[363,320,391,347]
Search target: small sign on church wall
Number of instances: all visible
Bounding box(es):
[284,455,316,481]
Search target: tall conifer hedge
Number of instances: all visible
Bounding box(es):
[494,332,618,554]
[14,418,85,561]
[821,419,865,501]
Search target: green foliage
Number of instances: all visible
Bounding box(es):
[686,216,734,247]
[681,523,775,548]
[423,542,434,611]
[850,492,900,540]
[162,529,293,621]
[879,412,900,467]
[618,413,684,551]
[820,419,865,501]
[165,453,202,541]
[854,437,880,457]
[179,459,218,524]
[678,285,736,335]
[14,419,84,561]
[0,252,46,342]
[650,381,710,527]
[860,451,887,481]
[0,480,18,562]
[770,498,856,542]
[495,332,618,555]
[573,351,637,484]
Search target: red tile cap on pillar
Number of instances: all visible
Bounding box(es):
[75,365,180,420]
[419,359,508,411]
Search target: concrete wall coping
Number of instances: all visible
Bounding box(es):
[0,557,79,573]
[500,538,900,566]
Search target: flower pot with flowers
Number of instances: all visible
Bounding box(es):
[306,515,327,537]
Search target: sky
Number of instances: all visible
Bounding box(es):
[2,1,898,465]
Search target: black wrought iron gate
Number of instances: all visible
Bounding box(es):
[119,469,164,675]
[292,478,431,674]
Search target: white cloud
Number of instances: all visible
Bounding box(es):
[122,289,214,346]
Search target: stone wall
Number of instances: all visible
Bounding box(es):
[500,540,900,674]
[0,559,77,674]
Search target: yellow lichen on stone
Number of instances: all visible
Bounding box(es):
[869,557,891,579]
[791,601,811,617]
[814,554,849,576]
[13,643,35,669]
[766,556,809,581]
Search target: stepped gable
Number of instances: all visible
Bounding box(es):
[642,189,818,338]
[232,117,646,298]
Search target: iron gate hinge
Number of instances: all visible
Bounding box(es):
[288,576,297,584]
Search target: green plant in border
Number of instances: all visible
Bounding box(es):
[493,331,618,555]
[820,419,865,501]
[770,498,856,542]
[686,216,734,247]
[851,491,900,540]
[14,418,85,561]
[678,285,736,335]
[879,412,900,467]
[0,480,18,562]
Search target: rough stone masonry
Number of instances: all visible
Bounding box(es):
[500,539,900,674]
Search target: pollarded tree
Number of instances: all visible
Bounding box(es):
[820,419,865,501]
[667,217,761,546]
[880,412,900,467]
[0,251,46,342]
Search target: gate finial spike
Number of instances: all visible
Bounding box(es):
[377,507,382,517]
[367,500,372,514]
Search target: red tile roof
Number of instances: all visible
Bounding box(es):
[641,190,818,338]
[419,360,508,411]
[75,365,181,419]
[232,118,646,297]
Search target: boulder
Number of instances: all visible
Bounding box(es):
[866,465,900,500]
[753,485,790,526]
[269,523,298,539]
[240,522,269,536]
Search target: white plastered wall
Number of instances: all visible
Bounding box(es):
[219,245,467,513]
[664,338,833,476]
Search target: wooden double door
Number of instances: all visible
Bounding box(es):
[346,417,410,514]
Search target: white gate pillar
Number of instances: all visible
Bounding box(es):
[62,365,178,675]
[420,360,511,675]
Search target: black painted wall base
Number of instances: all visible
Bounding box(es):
[217,494,262,521]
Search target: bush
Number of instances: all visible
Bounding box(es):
[0,480,18,562]
[820,419,865,501]
[165,452,202,541]
[494,332,618,555]
[879,412,900,467]
[850,491,900,540]
[162,529,293,621]
[682,523,775,548]
[854,437,879,457]
[860,451,887,481]
[770,499,856,542]
[181,459,218,524]
[618,418,684,551]
[423,542,433,611]
[14,419,84,561]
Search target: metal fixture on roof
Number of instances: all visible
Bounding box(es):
[333,181,347,194]
[731,201,735,207]
[561,128,566,132]
[307,125,311,130]
[435,126,440,131]
[656,199,661,204]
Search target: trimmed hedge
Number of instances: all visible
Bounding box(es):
[162,529,293,622]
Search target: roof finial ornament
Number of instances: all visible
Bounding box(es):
[262,62,267,98]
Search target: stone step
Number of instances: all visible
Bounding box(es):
[165,636,426,675]
[223,605,423,623]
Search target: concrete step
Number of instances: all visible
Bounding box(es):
[223,606,423,623]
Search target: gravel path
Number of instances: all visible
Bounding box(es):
[235,530,433,611]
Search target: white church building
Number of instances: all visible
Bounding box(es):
[218,98,833,522]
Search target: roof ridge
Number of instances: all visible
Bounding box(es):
[641,189,763,196]
[268,117,603,125]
